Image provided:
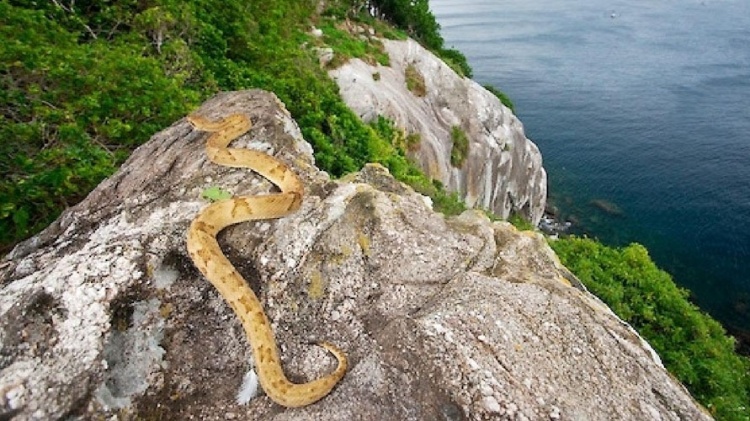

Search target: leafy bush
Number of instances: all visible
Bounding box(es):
[370,116,420,152]
[368,116,464,216]
[318,20,390,68]
[551,237,750,420]
[344,0,473,78]
[1,0,476,253]
[405,64,427,96]
[430,186,467,216]
[365,0,443,50]
[483,84,515,113]
[439,47,473,78]
[0,2,198,251]
[508,213,535,231]
[450,125,469,167]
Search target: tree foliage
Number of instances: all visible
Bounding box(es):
[367,0,443,49]
[0,1,199,248]
[0,0,468,252]
[449,125,469,167]
[341,0,472,77]
[551,237,750,420]
[484,84,516,113]
[4,3,747,418]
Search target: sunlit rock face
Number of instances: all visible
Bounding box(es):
[330,38,547,224]
[0,91,708,420]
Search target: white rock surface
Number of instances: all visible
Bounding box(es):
[0,91,709,420]
[330,38,547,224]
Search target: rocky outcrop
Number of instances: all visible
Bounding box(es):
[330,38,547,225]
[0,91,709,420]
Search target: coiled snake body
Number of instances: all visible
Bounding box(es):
[185,113,347,407]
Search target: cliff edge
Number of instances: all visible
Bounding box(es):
[0,91,709,420]
[330,38,547,225]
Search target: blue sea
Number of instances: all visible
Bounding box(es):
[431,0,750,333]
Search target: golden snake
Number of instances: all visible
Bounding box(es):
[185,113,347,407]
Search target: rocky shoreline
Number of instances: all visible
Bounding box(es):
[537,205,573,237]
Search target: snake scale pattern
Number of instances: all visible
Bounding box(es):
[185,113,347,407]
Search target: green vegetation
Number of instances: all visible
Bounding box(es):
[481,210,534,231]
[201,187,232,202]
[345,0,472,77]
[367,116,463,216]
[316,20,390,68]
[325,4,408,42]
[551,237,750,420]
[372,116,421,152]
[483,84,516,113]
[0,0,469,253]
[404,64,427,97]
[449,125,469,167]
[0,1,199,249]
[425,180,467,216]
[508,213,535,231]
[5,3,747,419]
[438,47,473,79]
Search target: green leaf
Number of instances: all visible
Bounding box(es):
[201,186,232,202]
[12,207,30,235]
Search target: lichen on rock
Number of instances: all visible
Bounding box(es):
[330,38,547,225]
[0,91,709,420]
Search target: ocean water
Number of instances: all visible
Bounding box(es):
[431,0,750,332]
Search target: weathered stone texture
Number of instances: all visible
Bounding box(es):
[0,91,709,420]
[330,38,547,225]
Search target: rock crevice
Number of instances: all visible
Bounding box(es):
[330,38,547,224]
[0,91,708,420]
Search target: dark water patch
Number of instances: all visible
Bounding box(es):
[589,199,624,218]
[432,0,750,331]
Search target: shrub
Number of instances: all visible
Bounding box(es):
[440,47,473,78]
[450,125,469,167]
[551,237,750,420]
[508,213,535,231]
[0,2,198,252]
[365,0,443,51]
[483,84,515,113]
[318,20,390,68]
[347,0,473,77]
[405,64,426,97]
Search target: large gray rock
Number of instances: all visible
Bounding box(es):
[0,91,709,420]
[330,38,547,225]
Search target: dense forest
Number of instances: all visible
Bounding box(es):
[1,0,748,419]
